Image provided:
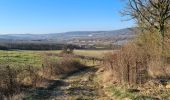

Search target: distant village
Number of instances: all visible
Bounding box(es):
[66,38,129,49]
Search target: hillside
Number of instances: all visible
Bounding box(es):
[0,28,137,43]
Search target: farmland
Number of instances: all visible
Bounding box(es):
[0,50,43,67]
[0,50,113,67]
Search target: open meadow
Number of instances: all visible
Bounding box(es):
[43,50,113,58]
[0,50,113,67]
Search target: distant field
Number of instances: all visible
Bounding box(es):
[44,50,114,58]
[0,50,113,67]
[73,50,113,58]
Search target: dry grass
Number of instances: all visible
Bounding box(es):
[101,30,170,99]
[102,30,170,84]
[42,56,86,78]
[43,50,113,58]
[103,42,149,84]
[0,65,44,98]
[0,54,86,99]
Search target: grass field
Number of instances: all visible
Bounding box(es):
[73,50,113,58]
[0,50,43,67]
[0,50,112,67]
[44,50,113,58]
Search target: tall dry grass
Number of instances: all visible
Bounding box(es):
[42,56,86,78]
[103,42,149,84]
[103,30,170,85]
[0,65,43,98]
[0,55,86,99]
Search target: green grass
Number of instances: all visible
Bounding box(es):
[0,50,111,68]
[0,50,43,67]
[110,86,139,100]
[43,50,113,58]
[0,50,61,68]
[73,50,113,58]
[108,86,162,100]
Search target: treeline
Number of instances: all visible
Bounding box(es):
[0,42,81,50]
[0,42,120,50]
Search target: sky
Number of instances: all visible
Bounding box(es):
[0,0,134,34]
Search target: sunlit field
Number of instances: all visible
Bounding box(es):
[0,50,112,67]
[44,50,114,58]
[0,50,61,67]
[73,50,113,58]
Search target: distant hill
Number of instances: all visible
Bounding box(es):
[0,28,138,44]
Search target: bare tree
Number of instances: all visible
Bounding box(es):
[123,0,170,57]
[124,0,170,36]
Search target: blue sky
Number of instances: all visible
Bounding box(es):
[0,0,134,34]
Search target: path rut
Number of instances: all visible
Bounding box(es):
[24,67,111,100]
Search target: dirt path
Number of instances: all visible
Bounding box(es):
[25,67,111,100]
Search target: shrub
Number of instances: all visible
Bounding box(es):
[0,66,20,96]
[0,54,86,99]
[103,30,170,85]
[0,64,43,98]
[17,65,42,87]
[103,41,149,85]
[42,56,86,78]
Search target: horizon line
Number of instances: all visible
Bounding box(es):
[0,27,134,35]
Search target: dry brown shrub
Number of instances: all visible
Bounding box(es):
[103,41,149,84]
[0,64,44,98]
[0,66,20,96]
[103,30,170,85]
[103,51,122,83]
[0,54,86,99]
[136,30,170,78]
[42,56,86,78]
[17,65,43,87]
